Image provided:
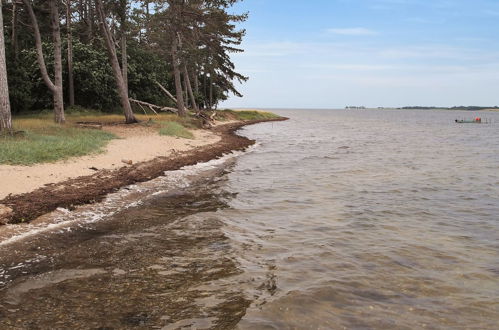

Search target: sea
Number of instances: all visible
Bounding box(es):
[0,109,498,329]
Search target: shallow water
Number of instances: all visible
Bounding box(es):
[1,109,498,329]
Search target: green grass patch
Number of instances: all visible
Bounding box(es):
[0,125,116,165]
[217,109,281,121]
[158,121,194,139]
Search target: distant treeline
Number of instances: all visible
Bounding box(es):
[400,106,499,110]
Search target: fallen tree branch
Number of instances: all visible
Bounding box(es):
[155,81,177,104]
[136,102,147,114]
[129,98,177,113]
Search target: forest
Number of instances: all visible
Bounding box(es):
[0,0,248,131]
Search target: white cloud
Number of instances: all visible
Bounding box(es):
[327,28,378,36]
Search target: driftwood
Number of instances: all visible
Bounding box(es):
[155,81,177,104]
[129,98,177,114]
[195,110,217,128]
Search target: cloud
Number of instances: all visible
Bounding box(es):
[326,27,378,36]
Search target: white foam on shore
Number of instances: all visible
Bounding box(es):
[0,145,259,248]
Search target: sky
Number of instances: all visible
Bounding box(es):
[221,0,499,108]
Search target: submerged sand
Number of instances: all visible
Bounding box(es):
[0,125,220,200]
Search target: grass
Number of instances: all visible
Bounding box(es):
[0,124,116,165]
[216,109,281,121]
[158,121,195,139]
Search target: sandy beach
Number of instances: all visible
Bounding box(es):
[0,124,220,200]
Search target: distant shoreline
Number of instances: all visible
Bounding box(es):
[229,107,499,112]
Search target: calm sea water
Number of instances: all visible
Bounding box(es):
[229,109,499,329]
[0,109,498,329]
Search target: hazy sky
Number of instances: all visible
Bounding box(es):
[221,0,499,108]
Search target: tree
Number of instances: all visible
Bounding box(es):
[6,0,248,117]
[11,0,19,62]
[67,0,75,106]
[95,0,137,123]
[22,0,65,123]
[171,33,186,116]
[0,0,13,131]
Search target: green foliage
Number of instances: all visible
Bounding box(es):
[6,60,34,113]
[7,39,178,114]
[0,126,116,165]
[127,43,174,107]
[158,122,195,139]
[72,40,119,110]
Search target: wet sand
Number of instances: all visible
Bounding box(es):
[0,166,252,329]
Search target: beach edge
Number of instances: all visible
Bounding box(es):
[0,118,288,225]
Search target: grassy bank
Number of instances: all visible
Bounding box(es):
[216,109,281,121]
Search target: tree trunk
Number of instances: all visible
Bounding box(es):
[182,71,188,108]
[96,0,137,124]
[23,0,65,123]
[194,72,199,95]
[87,0,93,42]
[155,80,177,104]
[209,73,213,110]
[119,0,128,92]
[67,0,75,106]
[11,1,18,62]
[183,64,198,113]
[49,0,65,123]
[23,0,55,92]
[121,35,127,92]
[171,37,186,116]
[203,70,207,109]
[0,0,12,132]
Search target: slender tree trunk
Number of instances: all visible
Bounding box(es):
[96,0,137,124]
[209,73,213,110]
[86,0,93,42]
[203,70,207,109]
[11,1,18,62]
[121,35,127,92]
[23,0,54,91]
[171,37,186,116]
[194,72,199,95]
[182,71,188,108]
[23,0,65,123]
[49,0,65,123]
[67,0,75,106]
[0,0,12,132]
[155,80,177,104]
[183,64,198,113]
[119,0,128,92]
